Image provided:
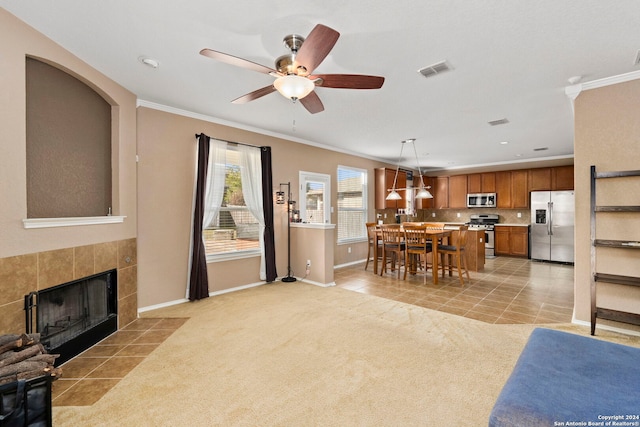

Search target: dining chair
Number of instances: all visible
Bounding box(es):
[380,224,405,279]
[403,224,433,284]
[365,222,382,273]
[438,225,470,286]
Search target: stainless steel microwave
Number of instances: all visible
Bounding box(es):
[467,193,496,208]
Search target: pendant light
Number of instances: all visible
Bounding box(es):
[411,139,433,199]
[385,140,406,200]
[386,139,433,200]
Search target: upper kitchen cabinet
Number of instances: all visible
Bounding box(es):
[414,175,434,209]
[433,176,449,209]
[375,167,407,210]
[467,172,496,193]
[449,175,468,208]
[511,170,529,208]
[529,167,552,191]
[496,171,512,208]
[551,165,574,190]
[529,166,574,191]
[495,170,528,208]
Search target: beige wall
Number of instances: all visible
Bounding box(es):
[0,9,137,258]
[0,9,138,333]
[136,106,389,308]
[573,77,640,331]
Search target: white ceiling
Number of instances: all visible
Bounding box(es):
[3,1,640,172]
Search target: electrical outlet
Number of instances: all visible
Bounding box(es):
[517,212,522,218]
[457,213,461,218]
[348,247,352,254]
[306,259,311,267]
[432,212,436,218]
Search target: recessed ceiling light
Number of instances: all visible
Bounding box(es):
[139,56,160,69]
[500,141,509,145]
[515,154,522,157]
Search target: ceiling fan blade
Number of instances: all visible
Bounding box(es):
[311,74,385,89]
[293,24,340,76]
[300,91,324,114]
[200,48,276,74]
[231,85,277,104]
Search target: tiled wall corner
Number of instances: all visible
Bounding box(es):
[118,238,137,269]
[118,265,137,299]
[118,292,137,328]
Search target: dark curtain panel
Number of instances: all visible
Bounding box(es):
[189,133,211,300]
[261,146,278,282]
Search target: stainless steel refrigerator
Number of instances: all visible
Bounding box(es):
[530,191,575,263]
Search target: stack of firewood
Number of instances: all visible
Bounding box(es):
[0,334,62,386]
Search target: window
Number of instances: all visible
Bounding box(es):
[203,148,260,256]
[299,171,331,224]
[337,166,368,243]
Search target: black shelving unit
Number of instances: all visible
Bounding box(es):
[590,165,640,335]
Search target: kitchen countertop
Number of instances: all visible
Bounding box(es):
[495,223,530,227]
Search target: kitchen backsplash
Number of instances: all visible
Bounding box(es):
[375,208,531,225]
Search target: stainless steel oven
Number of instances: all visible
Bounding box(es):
[484,228,495,258]
[467,214,499,258]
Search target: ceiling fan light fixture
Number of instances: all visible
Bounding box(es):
[274,75,315,100]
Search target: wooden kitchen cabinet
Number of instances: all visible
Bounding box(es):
[529,166,574,191]
[510,226,529,257]
[375,168,407,209]
[529,167,552,191]
[511,170,529,208]
[495,225,528,257]
[468,173,481,193]
[414,175,434,209]
[496,171,512,208]
[448,175,468,208]
[433,176,449,209]
[552,165,574,190]
[467,172,496,193]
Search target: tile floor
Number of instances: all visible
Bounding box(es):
[335,256,575,324]
[52,256,573,406]
[52,317,188,406]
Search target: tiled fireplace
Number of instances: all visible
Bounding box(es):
[0,239,137,352]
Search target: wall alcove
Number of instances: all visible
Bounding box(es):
[26,57,112,219]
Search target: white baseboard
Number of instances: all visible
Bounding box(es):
[138,281,266,314]
[334,258,367,269]
[299,278,336,287]
[572,318,640,338]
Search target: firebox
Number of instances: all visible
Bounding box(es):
[24,269,118,366]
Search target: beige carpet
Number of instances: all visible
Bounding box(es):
[52,282,640,426]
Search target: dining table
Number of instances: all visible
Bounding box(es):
[373,226,452,285]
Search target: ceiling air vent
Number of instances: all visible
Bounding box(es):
[533,147,549,152]
[488,118,509,126]
[418,60,452,79]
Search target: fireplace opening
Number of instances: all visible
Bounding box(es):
[25,269,117,366]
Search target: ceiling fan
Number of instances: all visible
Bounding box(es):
[200,24,385,114]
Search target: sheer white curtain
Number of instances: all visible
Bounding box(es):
[202,139,227,229]
[238,145,267,280]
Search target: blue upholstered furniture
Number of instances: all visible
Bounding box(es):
[489,328,640,427]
